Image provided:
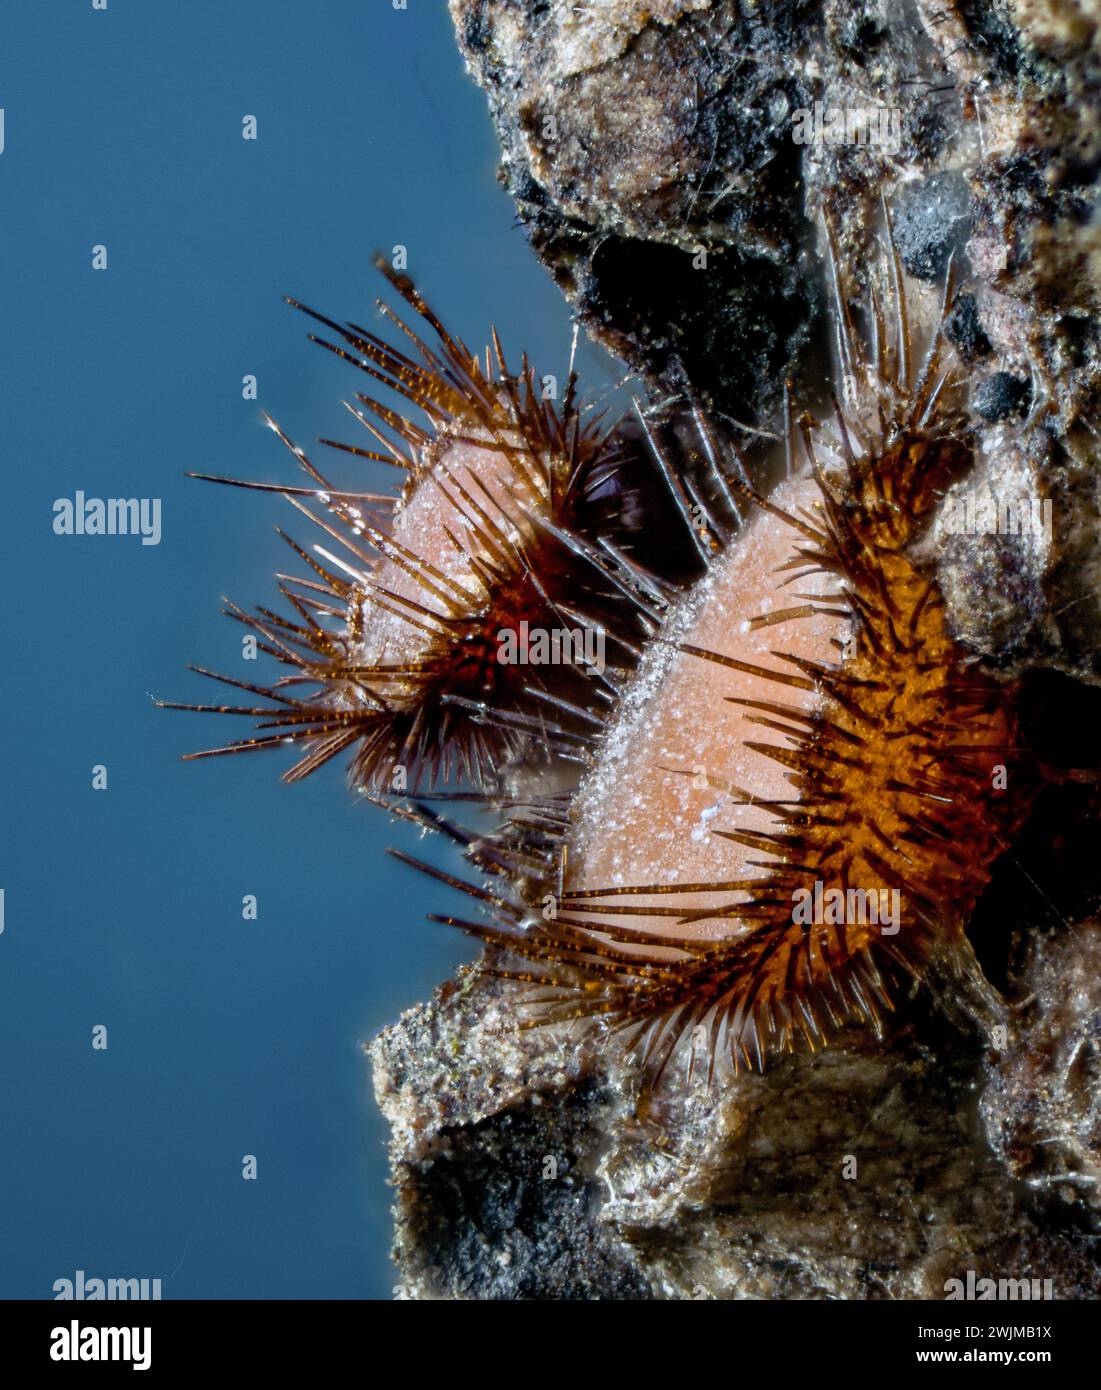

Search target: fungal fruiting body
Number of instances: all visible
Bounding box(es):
[164,260,678,793]
[433,234,1034,1083]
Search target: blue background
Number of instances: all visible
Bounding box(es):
[0,0,618,1300]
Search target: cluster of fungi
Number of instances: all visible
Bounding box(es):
[164,222,1037,1093]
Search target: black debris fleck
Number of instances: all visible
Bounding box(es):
[945,292,993,361]
[973,371,1032,421]
[893,173,971,281]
